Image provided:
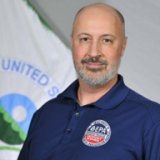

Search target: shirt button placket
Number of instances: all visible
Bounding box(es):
[61,111,81,144]
[75,112,80,117]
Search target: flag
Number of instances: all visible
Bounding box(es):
[0,0,76,159]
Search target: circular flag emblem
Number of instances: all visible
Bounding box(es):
[82,119,111,147]
[0,93,36,145]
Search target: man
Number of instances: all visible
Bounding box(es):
[18,3,160,160]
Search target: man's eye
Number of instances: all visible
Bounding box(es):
[103,38,113,44]
[79,37,89,42]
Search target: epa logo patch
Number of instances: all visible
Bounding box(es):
[82,120,111,147]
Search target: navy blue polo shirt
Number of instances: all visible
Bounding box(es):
[18,75,160,160]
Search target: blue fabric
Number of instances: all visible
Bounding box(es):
[18,75,160,160]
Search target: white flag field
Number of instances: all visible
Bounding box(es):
[0,0,76,159]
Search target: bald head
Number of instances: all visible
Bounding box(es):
[71,3,127,88]
[75,3,125,24]
[72,3,125,36]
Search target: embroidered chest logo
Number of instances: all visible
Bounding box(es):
[82,119,111,147]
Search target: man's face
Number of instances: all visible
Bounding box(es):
[71,6,127,87]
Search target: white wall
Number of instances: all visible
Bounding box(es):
[30,0,160,103]
[108,0,160,103]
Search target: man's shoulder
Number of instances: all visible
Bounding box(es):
[126,88,160,123]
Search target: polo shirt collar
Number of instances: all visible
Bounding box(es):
[60,75,129,110]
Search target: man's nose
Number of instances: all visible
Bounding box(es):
[87,41,101,57]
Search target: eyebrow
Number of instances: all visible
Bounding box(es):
[77,33,116,38]
[101,34,116,40]
[77,33,90,37]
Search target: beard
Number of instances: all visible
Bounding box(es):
[74,56,120,87]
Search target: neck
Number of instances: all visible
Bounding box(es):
[77,75,118,106]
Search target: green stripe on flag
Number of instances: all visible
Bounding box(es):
[24,0,52,30]
[0,146,21,152]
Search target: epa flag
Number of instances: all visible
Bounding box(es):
[0,0,76,159]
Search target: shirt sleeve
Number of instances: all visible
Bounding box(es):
[17,111,39,160]
[144,122,160,160]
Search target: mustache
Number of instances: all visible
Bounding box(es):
[81,56,108,65]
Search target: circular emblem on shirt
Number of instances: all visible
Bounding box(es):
[82,119,111,147]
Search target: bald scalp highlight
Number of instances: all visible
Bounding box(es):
[72,3,125,36]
